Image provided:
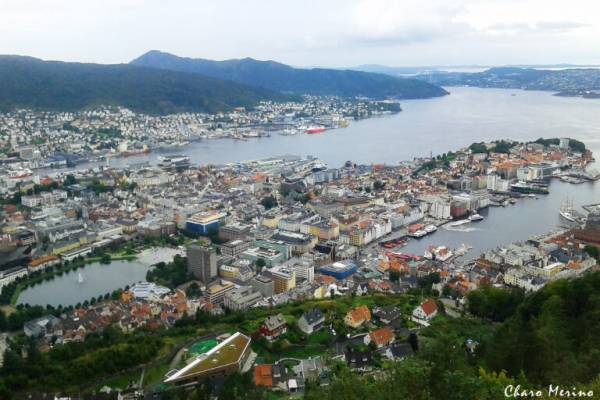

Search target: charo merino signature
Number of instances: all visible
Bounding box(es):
[504,385,594,398]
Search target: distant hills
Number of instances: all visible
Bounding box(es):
[414,67,600,96]
[130,51,449,99]
[0,55,297,115]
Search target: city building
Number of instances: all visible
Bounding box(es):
[270,267,296,294]
[319,260,357,280]
[187,244,217,283]
[203,281,236,305]
[250,275,275,298]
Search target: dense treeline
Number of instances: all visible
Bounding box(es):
[483,272,600,385]
[131,51,449,99]
[146,254,191,288]
[0,326,163,397]
[534,137,586,153]
[0,55,297,115]
[467,285,525,322]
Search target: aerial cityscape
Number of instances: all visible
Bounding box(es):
[2,1,600,399]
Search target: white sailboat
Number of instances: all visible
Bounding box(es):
[559,199,577,223]
[77,271,84,284]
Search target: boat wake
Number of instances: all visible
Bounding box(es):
[443,226,481,233]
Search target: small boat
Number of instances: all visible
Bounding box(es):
[77,272,84,284]
[425,225,438,233]
[409,230,427,238]
[449,219,470,227]
[469,213,484,222]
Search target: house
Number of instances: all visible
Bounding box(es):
[366,326,395,348]
[381,341,414,361]
[412,298,438,323]
[260,313,288,341]
[372,305,402,324]
[293,357,325,382]
[344,305,371,328]
[298,309,325,335]
[344,347,374,371]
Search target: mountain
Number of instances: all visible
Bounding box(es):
[415,67,600,96]
[130,51,449,99]
[0,55,298,115]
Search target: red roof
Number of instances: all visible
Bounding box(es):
[421,299,438,316]
[254,364,273,387]
[369,326,395,346]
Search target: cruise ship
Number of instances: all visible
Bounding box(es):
[158,155,191,168]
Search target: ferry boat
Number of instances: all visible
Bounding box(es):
[469,213,484,222]
[8,168,33,179]
[305,126,327,134]
[510,181,549,195]
[158,155,190,168]
[122,147,151,157]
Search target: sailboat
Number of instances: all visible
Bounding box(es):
[77,271,84,284]
[559,199,577,223]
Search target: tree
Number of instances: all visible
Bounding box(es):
[584,245,599,260]
[260,195,277,210]
[63,174,77,186]
[373,180,385,191]
[469,142,488,154]
[255,257,266,273]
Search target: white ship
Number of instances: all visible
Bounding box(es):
[158,155,191,168]
[409,230,428,238]
[77,272,84,284]
[469,213,484,221]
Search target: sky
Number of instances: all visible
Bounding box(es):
[1,0,600,67]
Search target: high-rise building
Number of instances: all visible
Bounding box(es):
[187,244,217,283]
[270,267,296,294]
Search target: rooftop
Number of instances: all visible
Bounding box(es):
[165,332,251,383]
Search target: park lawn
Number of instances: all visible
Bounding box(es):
[144,363,171,389]
[96,370,141,391]
[306,330,334,346]
[239,319,262,334]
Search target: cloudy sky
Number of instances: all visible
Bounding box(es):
[1,0,599,67]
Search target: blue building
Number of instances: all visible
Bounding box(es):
[186,213,225,235]
[319,260,357,280]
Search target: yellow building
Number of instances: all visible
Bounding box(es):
[52,241,81,255]
[271,268,296,294]
[307,222,339,241]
